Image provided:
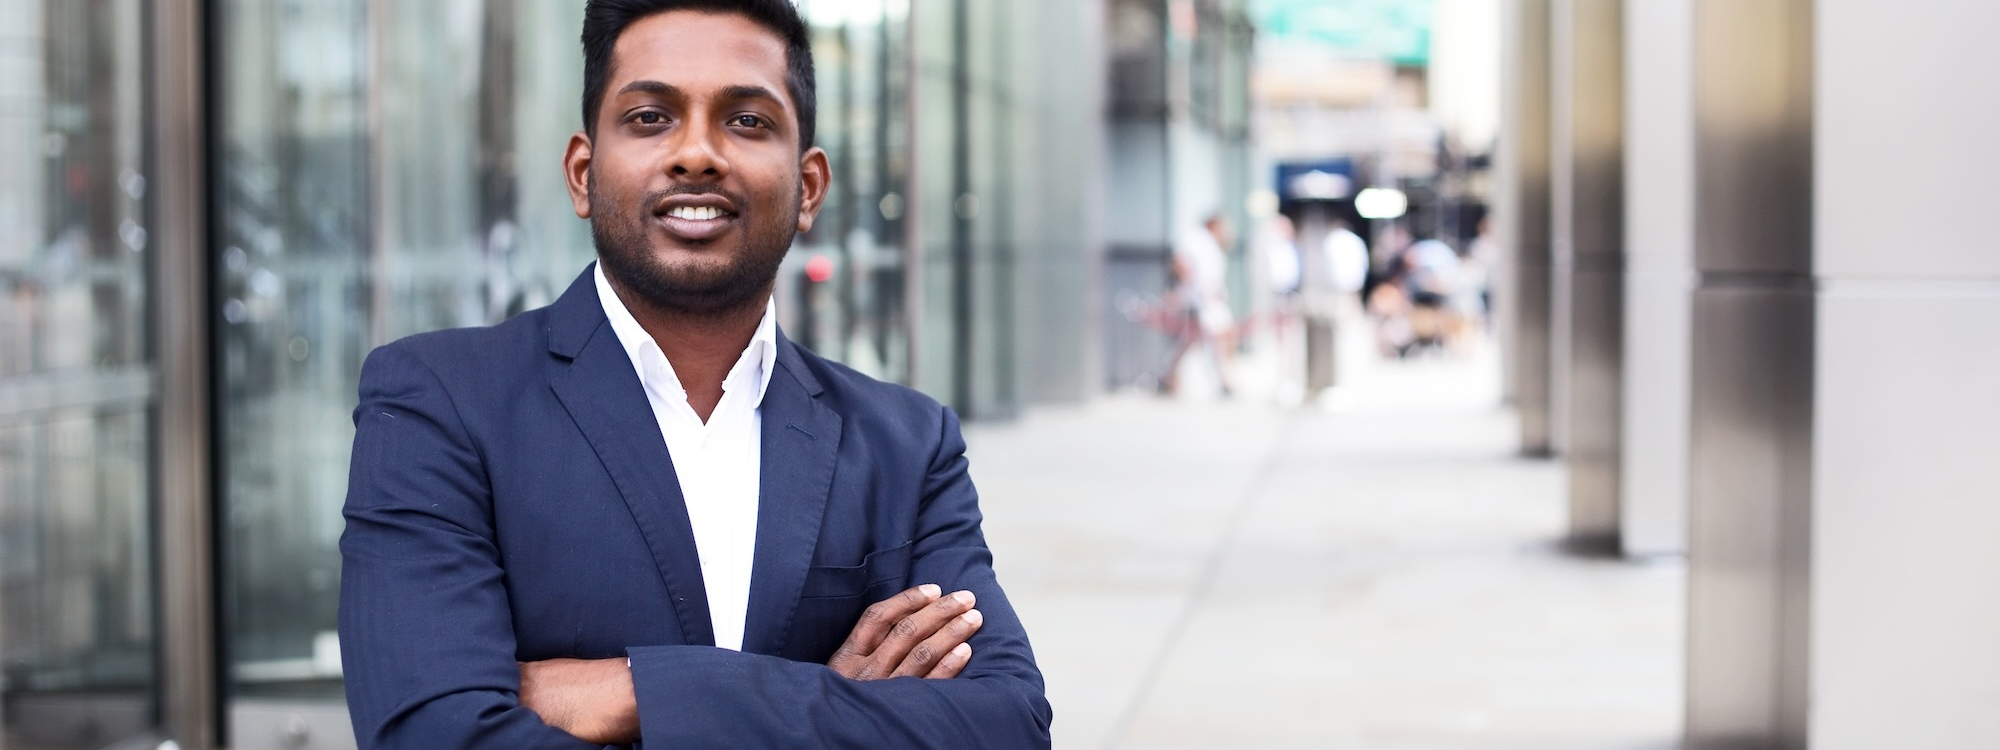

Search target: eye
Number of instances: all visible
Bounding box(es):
[728,113,768,129]
[634,111,667,126]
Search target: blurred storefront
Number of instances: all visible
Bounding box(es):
[0,0,1251,748]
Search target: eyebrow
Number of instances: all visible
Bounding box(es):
[617,79,678,98]
[615,80,786,112]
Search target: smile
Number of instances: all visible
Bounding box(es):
[666,206,727,221]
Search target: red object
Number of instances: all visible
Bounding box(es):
[805,254,834,283]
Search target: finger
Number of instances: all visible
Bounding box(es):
[847,584,941,654]
[924,642,973,680]
[866,590,974,678]
[893,607,982,678]
[828,584,940,674]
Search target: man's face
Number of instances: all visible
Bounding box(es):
[565,11,829,314]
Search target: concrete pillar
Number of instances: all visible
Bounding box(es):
[1498,0,1555,456]
[1617,0,1692,557]
[1808,0,2000,745]
[1549,0,1623,549]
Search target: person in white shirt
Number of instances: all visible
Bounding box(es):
[1322,220,1370,301]
[1161,213,1237,396]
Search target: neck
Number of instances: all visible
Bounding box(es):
[605,274,770,423]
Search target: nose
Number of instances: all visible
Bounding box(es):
[667,117,729,179]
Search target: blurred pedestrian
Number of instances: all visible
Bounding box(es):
[1403,235,1461,353]
[1313,217,1371,392]
[1458,215,1498,333]
[1161,213,1236,397]
[1259,214,1303,401]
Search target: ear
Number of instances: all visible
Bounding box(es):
[795,146,831,233]
[564,131,595,219]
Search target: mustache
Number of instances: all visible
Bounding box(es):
[646,184,746,214]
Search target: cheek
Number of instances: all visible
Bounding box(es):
[591,144,658,193]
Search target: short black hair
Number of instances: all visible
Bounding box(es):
[581,0,816,150]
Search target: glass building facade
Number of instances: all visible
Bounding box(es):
[1,0,159,746]
[0,1,1248,747]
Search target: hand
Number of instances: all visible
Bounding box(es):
[517,657,640,745]
[827,584,983,681]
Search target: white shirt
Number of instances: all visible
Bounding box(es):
[1174,227,1229,307]
[595,264,776,651]
[1322,227,1370,294]
[1262,236,1301,295]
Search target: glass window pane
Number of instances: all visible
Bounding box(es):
[214,0,590,702]
[0,409,154,747]
[215,0,371,699]
[0,0,158,747]
[791,0,914,384]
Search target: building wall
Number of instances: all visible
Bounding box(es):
[1808,0,2000,744]
[1497,0,2000,745]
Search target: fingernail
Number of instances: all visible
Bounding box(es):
[962,609,983,626]
[952,642,971,657]
[952,590,975,606]
[921,584,941,598]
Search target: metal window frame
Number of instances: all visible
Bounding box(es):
[151,0,220,746]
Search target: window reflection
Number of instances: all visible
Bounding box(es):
[216,0,370,698]
[215,0,591,698]
[0,0,157,747]
[788,0,913,382]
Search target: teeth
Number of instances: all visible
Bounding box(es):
[668,206,723,221]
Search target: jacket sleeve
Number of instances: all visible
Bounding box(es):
[339,343,607,750]
[625,406,1053,748]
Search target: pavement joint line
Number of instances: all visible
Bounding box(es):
[1097,408,1305,750]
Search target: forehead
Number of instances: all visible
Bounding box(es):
[610,11,792,103]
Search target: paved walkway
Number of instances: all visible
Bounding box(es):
[965,346,1684,750]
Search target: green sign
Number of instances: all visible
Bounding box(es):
[1253,0,1434,66]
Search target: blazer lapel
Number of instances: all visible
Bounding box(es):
[545,265,715,647]
[741,334,842,656]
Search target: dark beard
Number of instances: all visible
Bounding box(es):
[589,177,796,316]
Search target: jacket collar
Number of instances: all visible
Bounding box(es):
[545,263,839,655]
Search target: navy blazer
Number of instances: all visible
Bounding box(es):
[338,266,1050,748]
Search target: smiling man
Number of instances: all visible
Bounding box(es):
[335,1,1051,747]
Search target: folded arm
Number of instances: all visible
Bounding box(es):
[340,344,605,750]
[619,406,1049,748]
[341,346,1049,748]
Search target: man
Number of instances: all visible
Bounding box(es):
[1313,218,1371,397]
[337,1,1050,747]
[1158,213,1235,396]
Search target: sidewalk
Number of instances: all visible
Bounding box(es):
[965,346,1684,750]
